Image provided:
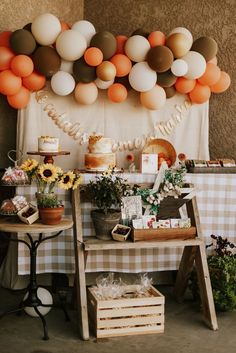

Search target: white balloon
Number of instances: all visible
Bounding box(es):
[125,35,150,62]
[95,77,114,89]
[129,62,157,92]
[183,51,206,79]
[171,59,188,77]
[31,13,61,45]
[72,20,96,46]
[168,27,193,45]
[24,288,53,317]
[51,71,75,96]
[60,60,73,74]
[56,29,87,61]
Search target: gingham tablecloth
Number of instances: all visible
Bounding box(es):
[17,173,236,274]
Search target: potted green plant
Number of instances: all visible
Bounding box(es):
[84,167,130,240]
[20,158,82,225]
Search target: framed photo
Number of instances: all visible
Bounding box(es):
[121,195,142,222]
[141,154,158,174]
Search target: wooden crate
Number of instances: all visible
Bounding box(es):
[131,226,197,242]
[88,285,165,338]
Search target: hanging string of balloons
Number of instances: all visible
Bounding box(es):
[0,13,231,110]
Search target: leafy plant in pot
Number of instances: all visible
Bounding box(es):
[21,159,82,225]
[84,167,130,240]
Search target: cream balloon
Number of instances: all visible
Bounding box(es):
[31,13,61,45]
[171,59,188,76]
[183,51,206,79]
[168,27,193,44]
[72,20,96,46]
[125,35,150,62]
[51,71,75,96]
[56,30,87,61]
[24,288,53,317]
[74,82,98,104]
[129,62,157,92]
[140,85,166,110]
[60,60,73,74]
[95,77,114,89]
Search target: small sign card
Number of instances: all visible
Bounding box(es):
[121,195,143,222]
[141,154,158,174]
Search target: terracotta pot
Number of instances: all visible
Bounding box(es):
[39,207,64,225]
[91,209,121,240]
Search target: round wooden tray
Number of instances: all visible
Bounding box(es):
[142,139,176,166]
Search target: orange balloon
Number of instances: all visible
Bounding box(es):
[22,71,46,91]
[0,69,22,95]
[198,63,221,86]
[84,47,103,66]
[115,35,128,54]
[148,31,166,47]
[11,55,34,77]
[108,83,127,103]
[140,85,166,110]
[0,31,12,47]
[175,77,196,94]
[7,86,30,109]
[189,82,211,104]
[110,54,132,77]
[60,20,71,32]
[0,46,15,70]
[210,71,231,93]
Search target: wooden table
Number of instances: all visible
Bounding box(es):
[0,217,73,340]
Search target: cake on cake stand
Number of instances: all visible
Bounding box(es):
[27,151,70,164]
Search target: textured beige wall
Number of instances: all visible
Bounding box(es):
[84,0,236,160]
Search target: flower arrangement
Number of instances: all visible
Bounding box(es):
[20,158,82,208]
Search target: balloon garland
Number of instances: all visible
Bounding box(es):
[0,12,231,112]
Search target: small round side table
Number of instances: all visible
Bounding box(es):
[27,151,70,164]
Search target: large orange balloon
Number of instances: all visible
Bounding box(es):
[110,54,132,77]
[0,69,22,95]
[11,55,34,77]
[189,83,211,104]
[0,46,15,70]
[148,31,166,47]
[22,71,46,91]
[84,47,103,66]
[0,31,12,47]
[140,85,166,110]
[210,71,231,93]
[175,77,196,94]
[115,35,128,54]
[198,63,221,86]
[7,86,30,109]
[108,83,127,103]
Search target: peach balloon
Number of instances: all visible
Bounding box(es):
[108,83,127,102]
[208,56,217,65]
[0,69,22,95]
[148,31,166,47]
[115,35,128,54]
[96,61,116,81]
[110,54,132,77]
[140,85,166,110]
[198,63,221,86]
[22,71,46,91]
[175,77,196,94]
[74,82,98,105]
[210,71,231,93]
[60,20,71,32]
[0,31,12,47]
[7,86,30,109]
[11,55,34,77]
[0,46,15,70]
[189,83,211,104]
[84,47,103,66]
[166,33,192,58]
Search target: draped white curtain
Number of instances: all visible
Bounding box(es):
[17,87,209,169]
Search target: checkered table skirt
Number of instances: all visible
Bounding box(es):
[17,173,236,274]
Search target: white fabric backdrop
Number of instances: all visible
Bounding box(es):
[17,87,209,170]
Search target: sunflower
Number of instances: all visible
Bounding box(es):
[72,175,83,190]
[38,163,59,183]
[58,171,76,190]
[20,159,38,173]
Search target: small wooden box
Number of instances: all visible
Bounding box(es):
[131,226,196,242]
[88,285,165,338]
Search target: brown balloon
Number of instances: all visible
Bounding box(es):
[90,31,117,60]
[156,70,177,87]
[73,58,96,83]
[147,45,174,72]
[164,86,176,98]
[131,28,149,38]
[96,61,116,81]
[115,76,132,90]
[23,23,32,33]
[10,29,36,55]
[191,36,218,62]
[33,46,61,78]
[166,33,192,58]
